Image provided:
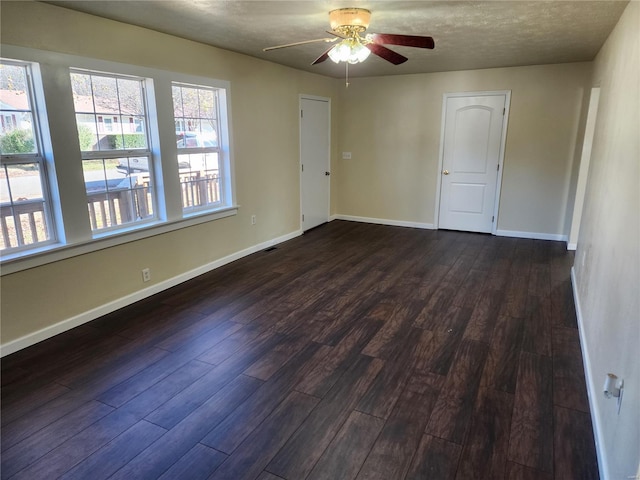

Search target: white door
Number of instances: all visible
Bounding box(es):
[300,96,330,231]
[438,93,508,233]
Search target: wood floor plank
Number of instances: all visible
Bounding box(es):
[2,401,114,479]
[356,331,421,419]
[480,315,525,394]
[158,444,227,480]
[307,411,385,480]
[294,318,381,398]
[155,318,243,353]
[242,334,308,381]
[210,391,319,480]
[1,381,71,427]
[451,268,490,309]
[201,341,325,454]
[463,288,504,344]
[145,330,280,429]
[355,371,440,480]
[425,339,489,444]
[266,355,384,480]
[550,278,578,328]
[361,301,422,359]
[97,323,237,407]
[552,326,590,412]
[499,266,531,319]
[10,360,213,479]
[522,295,553,357]
[59,420,167,480]
[454,387,514,479]
[405,435,462,480]
[197,323,271,366]
[111,374,261,479]
[504,461,553,480]
[528,262,551,297]
[413,282,458,329]
[2,343,174,451]
[553,406,599,480]
[508,352,554,473]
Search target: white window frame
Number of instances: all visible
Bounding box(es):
[172,82,226,214]
[0,58,57,254]
[71,68,158,235]
[0,45,237,275]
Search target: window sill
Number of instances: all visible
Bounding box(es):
[0,206,238,276]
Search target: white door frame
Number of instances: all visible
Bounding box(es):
[299,94,331,231]
[434,90,511,234]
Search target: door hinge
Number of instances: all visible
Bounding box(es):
[492,216,495,223]
[497,164,500,171]
[302,214,305,222]
[503,107,505,115]
[301,164,304,172]
[301,110,303,118]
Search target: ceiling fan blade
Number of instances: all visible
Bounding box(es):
[365,43,408,65]
[311,46,334,65]
[368,33,435,49]
[263,37,336,52]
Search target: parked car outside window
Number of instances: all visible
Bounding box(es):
[116,132,217,174]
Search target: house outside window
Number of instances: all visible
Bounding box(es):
[172,83,224,212]
[0,59,55,252]
[71,69,156,232]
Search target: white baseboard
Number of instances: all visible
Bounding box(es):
[567,242,578,251]
[0,229,303,357]
[496,229,568,242]
[571,267,608,480]
[333,214,435,230]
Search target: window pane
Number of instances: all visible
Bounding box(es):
[0,162,51,249]
[172,84,219,150]
[71,72,94,113]
[172,85,183,117]
[72,71,148,152]
[199,89,215,120]
[92,75,119,114]
[178,152,220,209]
[0,64,37,155]
[118,78,144,115]
[84,157,154,231]
[180,87,200,119]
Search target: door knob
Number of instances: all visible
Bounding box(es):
[443,170,450,175]
[325,172,331,176]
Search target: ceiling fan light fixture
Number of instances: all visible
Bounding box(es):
[328,38,371,64]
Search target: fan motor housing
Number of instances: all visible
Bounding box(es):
[329,8,371,32]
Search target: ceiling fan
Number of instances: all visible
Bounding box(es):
[263,8,435,66]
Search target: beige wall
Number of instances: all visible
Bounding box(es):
[574,2,639,478]
[0,2,339,345]
[335,62,591,235]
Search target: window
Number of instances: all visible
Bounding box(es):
[1,46,236,271]
[71,70,155,232]
[0,59,55,252]
[172,83,223,212]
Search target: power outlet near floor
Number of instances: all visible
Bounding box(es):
[251,215,257,225]
[142,268,151,282]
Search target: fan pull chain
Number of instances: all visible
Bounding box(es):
[345,62,349,88]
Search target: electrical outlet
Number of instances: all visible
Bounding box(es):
[251,215,257,225]
[142,268,151,282]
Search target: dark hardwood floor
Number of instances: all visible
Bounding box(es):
[1,220,599,479]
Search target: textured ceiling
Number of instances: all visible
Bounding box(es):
[45,1,628,78]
